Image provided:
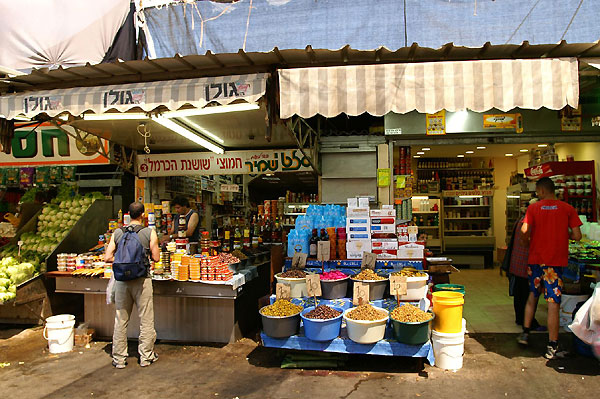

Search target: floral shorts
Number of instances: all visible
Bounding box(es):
[527,265,563,304]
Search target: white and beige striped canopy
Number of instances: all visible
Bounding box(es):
[278,58,579,119]
[0,73,268,120]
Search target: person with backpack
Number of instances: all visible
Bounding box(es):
[104,202,160,368]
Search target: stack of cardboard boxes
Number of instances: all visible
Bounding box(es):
[345,197,425,260]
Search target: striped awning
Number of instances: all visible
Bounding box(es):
[278,58,579,119]
[0,73,268,120]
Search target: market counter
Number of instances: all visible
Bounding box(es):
[46,257,271,344]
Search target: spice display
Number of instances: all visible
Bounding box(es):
[391,304,433,323]
[218,253,240,264]
[279,270,307,278]
[346,304,387,321]
[391,268,427,278]
[261,299,303,317]
[320,270,347,281]
[353,269,386,281]
[231,249,248,260]
[304,305,342,320]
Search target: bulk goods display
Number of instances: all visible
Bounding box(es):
[260,195,458,368]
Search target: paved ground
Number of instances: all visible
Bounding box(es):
[0,325,598,399]
[0,268,597,398]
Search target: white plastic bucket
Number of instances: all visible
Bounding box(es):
[343,307,389,344]
[431,328,465,370]
[560,294,589,329]
[43,314,75,354]
[393,275,429,301]
[275,274,309,298]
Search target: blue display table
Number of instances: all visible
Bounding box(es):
[261,296,435,365]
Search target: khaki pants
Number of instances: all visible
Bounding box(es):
[112,277,157,365]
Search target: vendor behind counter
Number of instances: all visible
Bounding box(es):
[164,196,200,243]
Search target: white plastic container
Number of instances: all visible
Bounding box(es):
[43,314,75,354]
[390,275,429,301]
[343,307,389,344]
[560,294,589,329]
[275,273,309,298]
[431,328,465,370]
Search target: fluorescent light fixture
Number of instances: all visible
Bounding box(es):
[417,151,425,155]
[505,153,513,157]
[507,195,520,199]
[83,112,148,121]
[179,117,225,144]
[57,114,69,121]
[151,115,224,154]
[413,155,421,158]
[477,146,486,150]
[163,103,259,118]
[459,195,483,198]
[538,144,548,148]
[465,150,474,154]
[421,147,431,151]
[13,115,31,121]
[520,149,528,153]
[457,154,465,158]
[412,196,429,200]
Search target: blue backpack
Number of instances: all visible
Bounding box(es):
[113,225,148,281]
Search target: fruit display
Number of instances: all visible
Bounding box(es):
[0,257,37,303]
[17,192,104,259]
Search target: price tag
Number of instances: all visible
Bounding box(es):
[317,241,330,262]
[361,252,377,270]
[291,252,307,269]
[390,275,408,296]
[275,283,291,301]
[17,240,23,258]
[305,274,322,297]
[353,282,370,306]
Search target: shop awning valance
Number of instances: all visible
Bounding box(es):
[0,73,268,120]
[278,58,579,119]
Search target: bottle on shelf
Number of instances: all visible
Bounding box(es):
[309,229,318,257]
[319,228,329,244]
[233,226,242,250]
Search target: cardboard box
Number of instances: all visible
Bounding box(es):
[347,198,358,207]
[346,224,370,233]
[348,233,371,240]
[346,240,371,259]
[371,239,399,250]
[347,207,370,217]
[347,217,370,225]
[370,224,396,233]
[397,242,425,259]
[370,217,396,225]
[358,197,370,207]
[372,249,398,259]
[370,209,396,217]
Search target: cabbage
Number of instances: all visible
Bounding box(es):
[0,291,16,303]
[0,278,10,289]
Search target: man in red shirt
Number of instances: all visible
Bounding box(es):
[519,177,582,359]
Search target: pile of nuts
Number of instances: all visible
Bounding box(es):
[346,304,387,321]
[261,300,303,317]
[279,270,307,278]
[219,253,240,264]
[390,269,427,278]
[304,305,342,320]
[391,304,433,323]
[353,269,386,281]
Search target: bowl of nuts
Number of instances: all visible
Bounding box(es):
[259,299,304,338]
[300,305,344,342]
[275,270,312,298]
[343,304,389,344]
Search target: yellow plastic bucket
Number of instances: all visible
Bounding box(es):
[432,291,465,333]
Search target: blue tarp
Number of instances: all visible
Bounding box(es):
[144,0,600,58]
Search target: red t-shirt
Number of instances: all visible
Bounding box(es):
[523,199,582,267]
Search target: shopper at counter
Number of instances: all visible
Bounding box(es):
[162,196,200,243]
[105,202,160,368]
[519,177,582,359]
